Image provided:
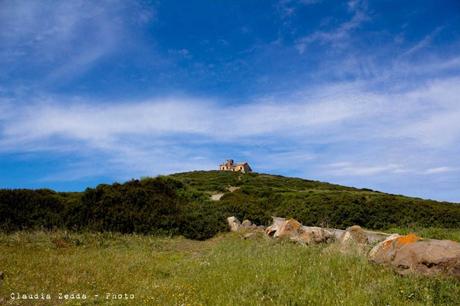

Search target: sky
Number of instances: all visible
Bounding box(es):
[1,0,460,202]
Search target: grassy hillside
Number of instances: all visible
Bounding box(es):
[1,172,460,305]
[1,171,459,240]
[1,231,460,306]
[170,170,362,193]
[171,171,460,230]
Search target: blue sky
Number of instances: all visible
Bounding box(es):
[1,0,460,202]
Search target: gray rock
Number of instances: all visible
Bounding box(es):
[293,226,334,244]
[210,193,224,201]
[265,217,286,237]
[265,217,333,244]
[340,225,368,245]
[227,216,241,232]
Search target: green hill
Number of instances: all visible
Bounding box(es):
[1,171,459,240]
[171,170,360,192]
[171,171,460,229]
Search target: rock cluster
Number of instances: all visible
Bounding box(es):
[227,217,264,232]
[227,216,460,279]
[265,217,336,244]
[369,233,460,278]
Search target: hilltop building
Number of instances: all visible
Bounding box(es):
[219,160,252,173]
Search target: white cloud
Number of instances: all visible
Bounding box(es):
[0,72,459,203]
[1,75,459,151]
[0,74,459,187]
[424,167,454,174]
[0,89,374,148]
[388,78,460,147]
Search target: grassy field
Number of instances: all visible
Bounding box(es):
[1,230,460,306]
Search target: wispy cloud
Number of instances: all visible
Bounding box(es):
[277,0,322,18]
[295,0,369,53]
[424,167,455,175]
[401,27,444,58]
[0,0,155,84]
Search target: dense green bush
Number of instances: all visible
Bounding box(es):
[173,171,460,230]
[0,189,65,231]
[1,171,460,239]
[0,177,222,240]
[287,193,459,229]
[67,176,224,239]
[179,201,227,240]
[68,178,183,234]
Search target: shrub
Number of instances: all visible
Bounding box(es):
[1,171,459,239]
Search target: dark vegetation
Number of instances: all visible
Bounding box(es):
[1,171,459,239]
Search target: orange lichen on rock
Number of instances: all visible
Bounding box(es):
[395,233,421,247]
[378,233,421,253]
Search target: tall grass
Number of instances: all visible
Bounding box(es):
[1,231,459,305]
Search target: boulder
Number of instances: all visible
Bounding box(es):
[393,240,460,277]
[294,226,334,244]
[227,216,241,232]
[338,225,371,254]
[265,217,333,244]
[0,271,3,280]
[265,217,286,236]
[274,219,302,239]
[261,216,460,279]
[340,225,369,245]
[330,229,346,240]
[368,234,402,262]
[369,234,460,278]
[241,219,260,231]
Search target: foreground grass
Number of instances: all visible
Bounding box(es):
[1,231,459,305]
